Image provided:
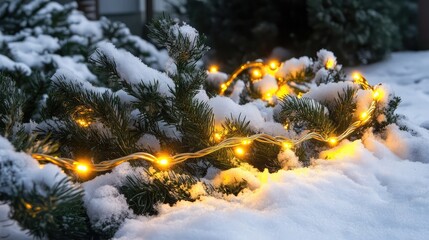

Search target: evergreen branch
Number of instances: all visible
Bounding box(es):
[148,15,209,68]
[325,87,357,133]
[89,49,122,87]
[280,96,336,135]
[42,77,139,160]
[0,75,26,138]
[120,170,198,215]
[5,177,89,239]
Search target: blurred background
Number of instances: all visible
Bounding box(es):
[56,0,428,70]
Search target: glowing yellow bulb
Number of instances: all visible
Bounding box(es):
[325,58,335,69]
[75,118,91,128]
[221,83,227,90]
[24,202,32,209]
[263,92,274,101]
[352,72,362,82]
[234,147,246,156]
[209,65,219,73]
[158,158,169,166]
[75,163,89,173]
[283,123,289,130]
[241,139,252,145]
[268,60,279,70]
[275,85,290,98]
[251,68,263,80]
[282,141,293,149]
[297,93,303,99]
[328,137,338,146]
[214,132,222,142]
[373,89,383,101]
[360,111,369,120]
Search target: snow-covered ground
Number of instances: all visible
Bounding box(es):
[114,51,429,240]
[2,51,429,239]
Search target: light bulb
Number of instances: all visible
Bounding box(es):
[373,89,383,101]
[360,111,369,120]
[75,163,89,174]
[158,158,169,166]
[268,60,279,70]
[234,147,245,156]
[328,137,338,146]
[352,72,362,82]
[282,141,293,149]
[209,65,219,73]
[214,132,222,141]
[325,58,335,69]
[251,68,263,80]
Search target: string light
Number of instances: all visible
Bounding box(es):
[214,132,223,142]
[209,65,219,73]
[372,88,383,101]
[74,162,90,174]
[157,158,169,166]
[234,147,246,157]
[220,61,264,95]
[251,68,263,80]
[72,106,94,128]
[360,111,369,121]
[268,60,280,70]
[282,141,293,149]
[325,58,335,69]
[328,137,338,146]
[31,64,381,172]
[352,72,362,82]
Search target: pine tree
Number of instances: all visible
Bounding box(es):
[0,0,169,123]
[0,3,403,238]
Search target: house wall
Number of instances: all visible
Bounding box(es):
[54,0,172,36]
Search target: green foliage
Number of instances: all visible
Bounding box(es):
[173,0,418,66]
[373,94,403,132]
[4,177,89,239]
[216,178,248,196]
[307,0,400,64]
[324,87,358,133]
[280,96,336,135]
[120,170,198,215]
[41,77,138,161]
[0,75,26,138]
[0,0,168,124]
[0,4,407,238]
[169,0,309,70]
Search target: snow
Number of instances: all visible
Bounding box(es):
[91,42,174,97]
[68,12,103,40]
[2,51,429,239]
[0,55,31,75]
[51,55,97,82]
[115,137,429,240]
[275,56,312,79]
[86,185,133,233]
[171,23,199,44]
[207,96,266,130]
[51,68,109,93]
[252,75,279,97]
[112,51,429,239]
[137,134,161,152]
